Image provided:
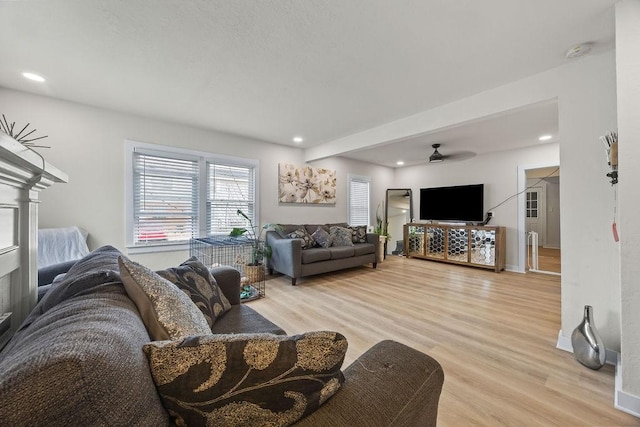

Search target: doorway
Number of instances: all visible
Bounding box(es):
[524,167,560,275]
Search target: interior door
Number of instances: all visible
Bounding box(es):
[525,187,545,246]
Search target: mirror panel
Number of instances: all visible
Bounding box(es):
[385,189,413,254]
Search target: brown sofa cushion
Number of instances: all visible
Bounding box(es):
[143,331,347,426]
[210,304,286,335]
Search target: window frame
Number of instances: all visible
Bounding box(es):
[125,140,259,254]
[347,174,371,226]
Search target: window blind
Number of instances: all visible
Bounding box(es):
[349,177,370,226]
[133,151,199,244]
[207,163,256,235]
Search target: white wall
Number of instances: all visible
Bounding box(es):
[0,88,394,269]
[616,0,640,400]
[556,51,619,351]
[545,177,561,249]
[395,143,559,271]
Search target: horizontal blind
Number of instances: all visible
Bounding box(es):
[349,177,370,226]
[133,151,198,244]
[207,162,256,235]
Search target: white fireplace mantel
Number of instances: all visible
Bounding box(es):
[0,132,67,349]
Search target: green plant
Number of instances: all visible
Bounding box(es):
[230,210,280,265]
[375,202,390,240]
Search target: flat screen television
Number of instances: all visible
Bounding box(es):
[419,184,484,222]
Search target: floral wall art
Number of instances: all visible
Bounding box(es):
[278,163,336,204]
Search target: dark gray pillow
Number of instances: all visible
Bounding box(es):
[311,227,332,248]
[156,257,232,329]
[287,227,316,249]
[349,225,368,243]
[329,226,354,247]
[143,331,347,426]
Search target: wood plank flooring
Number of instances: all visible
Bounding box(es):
[250,256,638,426]
[527,246,561,274]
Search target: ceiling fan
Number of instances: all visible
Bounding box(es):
[428,143,476,164]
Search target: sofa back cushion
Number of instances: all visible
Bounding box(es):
[0,246,169,426]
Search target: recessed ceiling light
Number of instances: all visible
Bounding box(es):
[292,136,303,143]
[565,42,593,59]
[396,161,404,165]
[22,72,46,82]
[539,135,553,141]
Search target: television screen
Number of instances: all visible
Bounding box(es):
[419,184,484,222]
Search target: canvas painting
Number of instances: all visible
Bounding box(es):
[278,163,336,204]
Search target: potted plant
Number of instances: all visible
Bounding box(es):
[374,202,391,262]
[229,210,280,285]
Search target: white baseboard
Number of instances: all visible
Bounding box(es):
[557,330,640,418]
[615,353,640,418]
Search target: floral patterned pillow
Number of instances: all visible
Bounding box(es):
[311,227,332,248]
[143,331,347,426]
[287,227,316,249]
[156,257,232,329]
[329,226,354,247]
[348,225,368,244]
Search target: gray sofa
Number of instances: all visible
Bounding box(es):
[267,223,379,285]
[0,246,444,426]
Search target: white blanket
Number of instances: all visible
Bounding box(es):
[38,226,90,268]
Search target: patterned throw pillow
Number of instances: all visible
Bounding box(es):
[329,226,354,247]
[156,257,232,329]
[143,331,347,426]
[287,227,316,249]
[311,227,332,248]
[118,256,211,341]
[348,225,368,243]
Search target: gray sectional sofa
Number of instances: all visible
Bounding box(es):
[267,223,379,285]
[0,245,444,426]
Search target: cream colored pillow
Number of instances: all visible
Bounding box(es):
[118,256,211,341]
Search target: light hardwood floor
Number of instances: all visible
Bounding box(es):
[528,246,561,274]
[250,256,638,426]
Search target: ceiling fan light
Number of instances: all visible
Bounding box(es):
[429,150,444,163]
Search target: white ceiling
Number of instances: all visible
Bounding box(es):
[0,1,616,166]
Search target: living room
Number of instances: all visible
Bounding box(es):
[1,1,639,425]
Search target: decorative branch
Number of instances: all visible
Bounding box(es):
[0,114,50,148]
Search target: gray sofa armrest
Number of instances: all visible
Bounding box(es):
[38,259,78,286]
[266,230,302,279]
[210,266,241,305]
[296,340,444,427]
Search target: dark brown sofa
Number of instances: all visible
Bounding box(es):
[0,246,444,426]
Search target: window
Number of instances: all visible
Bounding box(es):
[126,141,258,253]
[526,191,538,218]
[348,175,370,226]
[207,163,255,235]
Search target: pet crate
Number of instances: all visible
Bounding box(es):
[190,236,265,302]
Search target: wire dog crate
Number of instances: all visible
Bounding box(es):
[190,236,265,302]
